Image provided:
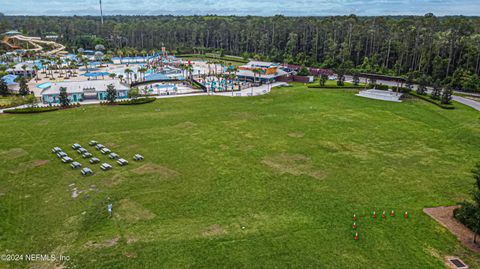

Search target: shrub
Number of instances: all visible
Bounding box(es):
[409,91,455,109]
[3,106,59,114]
[116,97,156,105]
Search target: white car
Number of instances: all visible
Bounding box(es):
[89,157,100,164]
[101,148,111,154]
[81,168,93,176]
[62,157,73,163]
[95,144,105,150]
[70,161,82,169]
[77,148,88,154]
[72,143,82,150]
[117,158,129,166]
[100,163,113,171]
[82,152,93,158]
[133,154,144,161]
[57,152,68,158]
[52,147,62,153]
[109,153,119,159]
[89,140,98,146]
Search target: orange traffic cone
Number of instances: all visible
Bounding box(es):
[372,211,376,218]
[353,214,357,221]
[404,212,409,218]
[354,232,359,241]
[353,222,357,229]
[382,211,386,219]
[390,210,395,217]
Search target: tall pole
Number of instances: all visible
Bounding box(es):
[99,0,104,25]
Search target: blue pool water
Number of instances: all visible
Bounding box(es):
[36,82,52,89]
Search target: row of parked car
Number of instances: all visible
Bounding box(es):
[52,141,144,176]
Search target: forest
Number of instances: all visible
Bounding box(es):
[1,14,480,92]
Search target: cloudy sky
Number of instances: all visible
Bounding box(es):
[2,0,479,16]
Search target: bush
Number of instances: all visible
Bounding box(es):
[409,92,455,109]
[116,97,156,105]
[3,106,59,114]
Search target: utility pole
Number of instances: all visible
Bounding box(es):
[99,0,104,25]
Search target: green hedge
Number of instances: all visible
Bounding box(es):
[409,92,454,110]
[3,106,60,114]
[372,84,412,93]
[116,97,157,105]
[307,84,365,89]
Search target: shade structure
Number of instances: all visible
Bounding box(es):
[81,72,110,78]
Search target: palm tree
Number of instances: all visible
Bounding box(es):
[32,65,39,81]
[137,67,147,81]
[109,73,116,80]
[124,68,133,83]
[21,64,28,77]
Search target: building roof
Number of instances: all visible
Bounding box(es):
[244,61,278,68]
[1,74,18,85]
[236,68,287,79]
[41,79,129,95]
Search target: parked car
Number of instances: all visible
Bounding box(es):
[117,158,129,166]
[109,153,119,159]
[133,154,144,161]
[95,144,105,150]
[72,143,82,150]
[81,168,93,176]
[77,148,88,154]
[89,157,100,164]
[101,148,111,154]
[100,163,113,171]
[52,147,62,153]
[89,140,98,146]
[61,157,73,163]
[57,152,68,158]
[82,152,93,158]
[70,161,82,169]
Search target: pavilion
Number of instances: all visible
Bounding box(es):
[235,61,288,83]
[40,80,130,104]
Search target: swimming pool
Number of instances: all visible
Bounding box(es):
[36,82,52,90]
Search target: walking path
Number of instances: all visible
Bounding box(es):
[424,206,480,253]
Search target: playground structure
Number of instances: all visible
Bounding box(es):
[1,34,66,56]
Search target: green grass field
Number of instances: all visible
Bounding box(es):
[1,84,480,268]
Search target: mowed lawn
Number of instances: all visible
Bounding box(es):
[1,85,480,268]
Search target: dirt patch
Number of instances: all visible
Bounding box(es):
[230,111,254,120]
[126,236,139,244]
[115,199,155,223]
[33,160,49,166]
[132,163,179,178]
[124,252,137,259]
[104,174,125,187]
[202,224,226,237]
[288,132,305,138]
[106,143,119,148]
[262,153,326,180]
[0,148,28,159]
[219,144,229,150]
[175,121,196,129]
[424,206,480,253]
[9,160,49,174]
[36,120,50,126]
[84,236,119,249]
